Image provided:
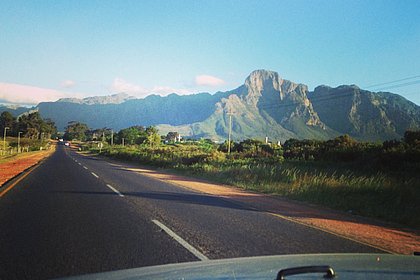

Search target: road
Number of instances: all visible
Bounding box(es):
[0,144,383,279]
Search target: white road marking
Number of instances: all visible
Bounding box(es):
[78,162,82,166]
[152,219,209,261]
[91,172,99,178]
[83,166,88,170]
[106,184,124,197]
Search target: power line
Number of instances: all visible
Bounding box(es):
[255,76,420,111]
[370,80,420,92]
[364,75,420,89]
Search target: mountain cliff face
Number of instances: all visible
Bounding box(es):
[29,69,420,142]
[168,70,334,141]
[308,85,420,140]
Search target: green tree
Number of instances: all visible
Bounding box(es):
[146,132,161,147]
[165,131,180,143]
[40,118,57,139]
[145,126,158,136]
[17,112,48,139]
[117,126,146,145]
[64,121,89,141]
[404,130,420,146]
[0,111,16,135]
[144,126,160,147]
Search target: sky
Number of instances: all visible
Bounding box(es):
[0,0,419,106]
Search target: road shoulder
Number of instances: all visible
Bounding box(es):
[0,147,55,189]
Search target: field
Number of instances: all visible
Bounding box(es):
[83,140,420,229]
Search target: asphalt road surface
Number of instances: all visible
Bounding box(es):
[0,144,383,279]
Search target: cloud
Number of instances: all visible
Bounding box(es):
[151,86,192,95]
[195,74,225,87]
[0,82,76,105]
[111,78,148,96]
[61,80,76,88]
[111,78,192,97]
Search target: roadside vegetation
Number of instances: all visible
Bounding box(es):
[65,121,420,228]
[0,111,56,156]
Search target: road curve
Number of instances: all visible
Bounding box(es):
[0,144,382,279]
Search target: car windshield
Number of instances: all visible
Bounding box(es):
[1,1,419,279]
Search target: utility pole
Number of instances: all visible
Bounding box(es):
[227,111,233,154]
[111,130,114,146]
[18,132,22,153]
[3,126,9,155]
[122,138,125,146]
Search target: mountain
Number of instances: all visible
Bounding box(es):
[308,85,420,140]
[0,104,35,117]
[158,70,336,141]
[5,70,419,142]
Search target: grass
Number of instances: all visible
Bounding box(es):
[83,143,420,229]
[177,161,419,228]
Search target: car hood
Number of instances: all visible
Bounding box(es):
[61,253,420,280]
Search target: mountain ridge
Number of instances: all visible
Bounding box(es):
[3,69,419,142]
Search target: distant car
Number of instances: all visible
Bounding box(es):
[64,142,70,146]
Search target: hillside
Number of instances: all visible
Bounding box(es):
[3,70,419,142]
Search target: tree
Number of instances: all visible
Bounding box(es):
[404,130,420,146]
[145,126,158,136]
[146,132,161,147]
[17,112,49,139]
[165,131,179,142]
[0,111,16,135]
[145,126,160,147]
[40,118,57,139]
[117,126,146,145]
[64,121,89,141]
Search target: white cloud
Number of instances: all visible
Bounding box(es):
[0,75,228,106]
[111,78,148,96]
[61,80,76,88]
[151,86,192,95]
[0,82,78,105]
[111,78,192,97]
[195,74,225,87]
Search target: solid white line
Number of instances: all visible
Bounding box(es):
[152,219,209,261]
[106,184,124,197]
[83,166,88,170]
[91,172,99,178]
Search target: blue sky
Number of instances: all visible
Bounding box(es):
[0,0,419,105]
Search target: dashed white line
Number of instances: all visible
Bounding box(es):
[78,162,82,166]
[106,184,124,197]
[91,172,99,178]
[83,166,88,170]
[152,219,209,261]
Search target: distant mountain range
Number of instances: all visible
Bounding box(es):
[2,70,420,142]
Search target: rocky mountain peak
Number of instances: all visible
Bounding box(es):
[244,70,282,92]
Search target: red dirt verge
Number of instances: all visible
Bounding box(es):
[0,148,55,187]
